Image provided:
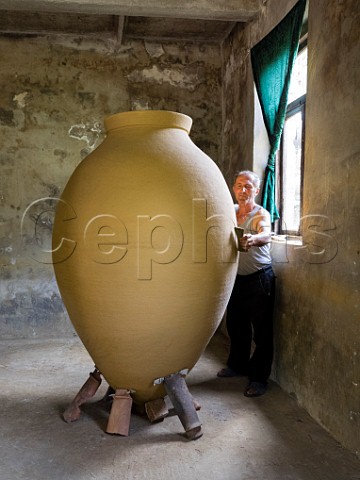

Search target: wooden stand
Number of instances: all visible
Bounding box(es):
[106,388,133,436]
[164,372,203,440]
[63,367,102,423]
[63,368,202,439]
[145,397,169,423]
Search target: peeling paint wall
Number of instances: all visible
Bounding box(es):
[0,34,222,338]
[221,24,253,189]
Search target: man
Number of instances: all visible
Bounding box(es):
[217,170,276,397]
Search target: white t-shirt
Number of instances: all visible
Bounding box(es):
[235,204,272,275]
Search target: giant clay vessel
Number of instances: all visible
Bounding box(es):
[52,110,238,439]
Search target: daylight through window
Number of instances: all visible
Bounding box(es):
[276,43,307,235]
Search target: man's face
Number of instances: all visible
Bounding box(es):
[233,174,259,204]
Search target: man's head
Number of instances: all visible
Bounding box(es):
[233,170,261,206]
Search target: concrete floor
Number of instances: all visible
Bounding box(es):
[1,333,359,480]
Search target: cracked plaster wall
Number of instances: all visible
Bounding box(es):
[0,34,222,338]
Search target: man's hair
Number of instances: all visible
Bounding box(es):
[233,170,261,189]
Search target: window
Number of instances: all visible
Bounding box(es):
[276,41,307,235]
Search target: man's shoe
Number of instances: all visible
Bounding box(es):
[244,381,267,397]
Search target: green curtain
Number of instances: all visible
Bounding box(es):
[251,0,306,222]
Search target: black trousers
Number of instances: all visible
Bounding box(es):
[226,266,276,384]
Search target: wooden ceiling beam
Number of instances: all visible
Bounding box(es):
[0,0,261,22]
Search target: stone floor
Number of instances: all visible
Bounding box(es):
[1,333,359,480]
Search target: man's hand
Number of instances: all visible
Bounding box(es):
[238,233,253,251]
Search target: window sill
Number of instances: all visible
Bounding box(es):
[272,234,303,246]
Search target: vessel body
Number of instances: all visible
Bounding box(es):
[53,110,238,404]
